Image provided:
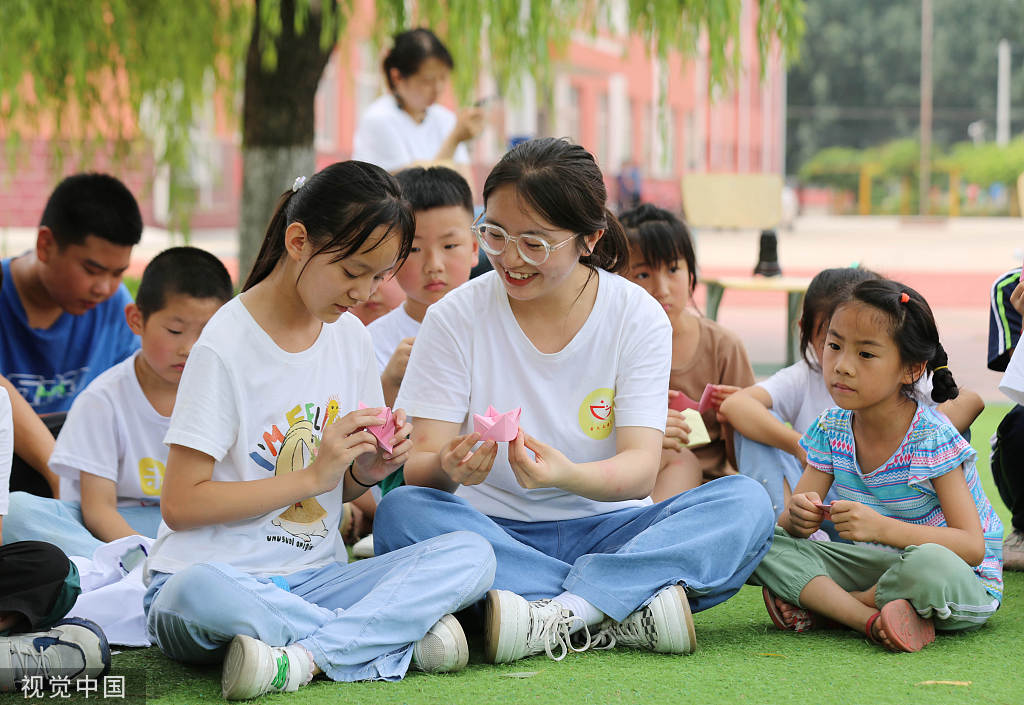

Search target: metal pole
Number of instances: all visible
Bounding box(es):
[919,0,933,215]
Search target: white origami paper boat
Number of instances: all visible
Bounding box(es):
[472,405,522,442]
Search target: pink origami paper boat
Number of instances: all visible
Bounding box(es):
[358,402,397,453]
[668,384,717,414]
[473,406,522,442]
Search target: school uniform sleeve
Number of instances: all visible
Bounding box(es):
[798,410,835,475]
[163,344,239,461]
[907,417,977,487]
[988,268,1021,372]
[395,304,471,424]
[613,294,672,430]
[0,388,11,515]
[49,385,122,484]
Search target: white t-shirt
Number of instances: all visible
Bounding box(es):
[1000,343,1024,405]
[352,94,470,172]
[758,358,937,437]
[50,353,167,507]
[367,304,421,373]
[0,387,11,515]
[397,269,671,522]
[146,298,383,579]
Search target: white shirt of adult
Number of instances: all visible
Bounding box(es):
[146,297,383,579]
[352,94,470,172]
[51,352,167,507]
[396,268,672,523]
[367,304,421,374]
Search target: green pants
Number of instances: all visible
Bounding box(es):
[752,527,999,631]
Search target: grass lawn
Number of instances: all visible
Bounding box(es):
[97,404,1020,705]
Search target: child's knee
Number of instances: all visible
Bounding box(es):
[899,543,963,575]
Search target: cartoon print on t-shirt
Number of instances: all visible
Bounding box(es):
[578,388,615,440]
[270,419,329,542]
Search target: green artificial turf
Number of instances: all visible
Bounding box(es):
[94,403,1021,705]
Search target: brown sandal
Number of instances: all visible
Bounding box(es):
[865,600,935,652]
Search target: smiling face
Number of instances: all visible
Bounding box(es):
[627,254,692,322]
[482,186,601,305]
[295,225,402,324]
[396,206,478,321]
[38,231,132,315]
[129,293,224,387]
[822,302,922,411]
[391,57,450,118]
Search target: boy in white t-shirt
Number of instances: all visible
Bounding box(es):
[353,166,479,549]
[2,247,233,558]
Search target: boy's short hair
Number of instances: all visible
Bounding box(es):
[394,166,473,215]
[39,173,143,249]
[136,247,233,319]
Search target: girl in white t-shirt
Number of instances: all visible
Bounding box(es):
[352,29,484,173]
[373,138,774,665]
[143,162,495,700]
[720,267,983,518]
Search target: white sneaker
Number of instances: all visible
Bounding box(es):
[590,585,696,654]
[221,635,313,700]
[484,590,591,663]
[352,534,374,559]
[412,614,468,673]
[0,618,110,692]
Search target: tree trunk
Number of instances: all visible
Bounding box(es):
[238,0,336,283]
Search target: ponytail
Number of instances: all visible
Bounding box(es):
[927,343,960,403]
[243,189,298,291]
[580,208,629,274]
[241,162,415,294]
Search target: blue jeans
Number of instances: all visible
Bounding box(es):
[374,475,774,621]
[732,430,808,517]
[144,531,495,682]
[2,492,162,558]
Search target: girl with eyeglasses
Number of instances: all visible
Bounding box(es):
[372,138,774,665]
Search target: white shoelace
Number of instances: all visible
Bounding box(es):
[12,644,51,678]
[532,608,592,661]
[590,614,651,650]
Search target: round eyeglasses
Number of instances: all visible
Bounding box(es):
[471,215,576,266]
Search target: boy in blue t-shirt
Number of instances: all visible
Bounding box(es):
[0,173,142,496]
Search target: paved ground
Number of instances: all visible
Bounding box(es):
[1,214,1019,401]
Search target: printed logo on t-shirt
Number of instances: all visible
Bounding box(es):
[137,457,165,496]
[248,399,342,550]
[8,368,89,409]
[578,388,615,440]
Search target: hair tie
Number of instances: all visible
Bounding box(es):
[292,175,307,192]
[933,365,948,372]
[899,292,910,304]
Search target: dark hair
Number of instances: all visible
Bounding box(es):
[243,161,414,291]
[136,247,233,319]
[383,28,454,91]
[619,203,697,294]
[842,279,959,403]
[40,173,142,249]
[800,266,881,369]
[395,166,473,215]
[482,137,629,274]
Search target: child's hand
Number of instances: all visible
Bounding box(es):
[664,409,692,450]
[709,385,740,409]
[382,337,415,390]
[829,500,888,543]
[440,432,497,486]
[313,407,387,493]
[352,409,413,483]
[787,491,826,537]
[508,429,573,489]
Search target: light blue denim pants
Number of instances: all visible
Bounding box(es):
[143,531,495,681]
[3,491,162,558]
[374,474,775,621]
